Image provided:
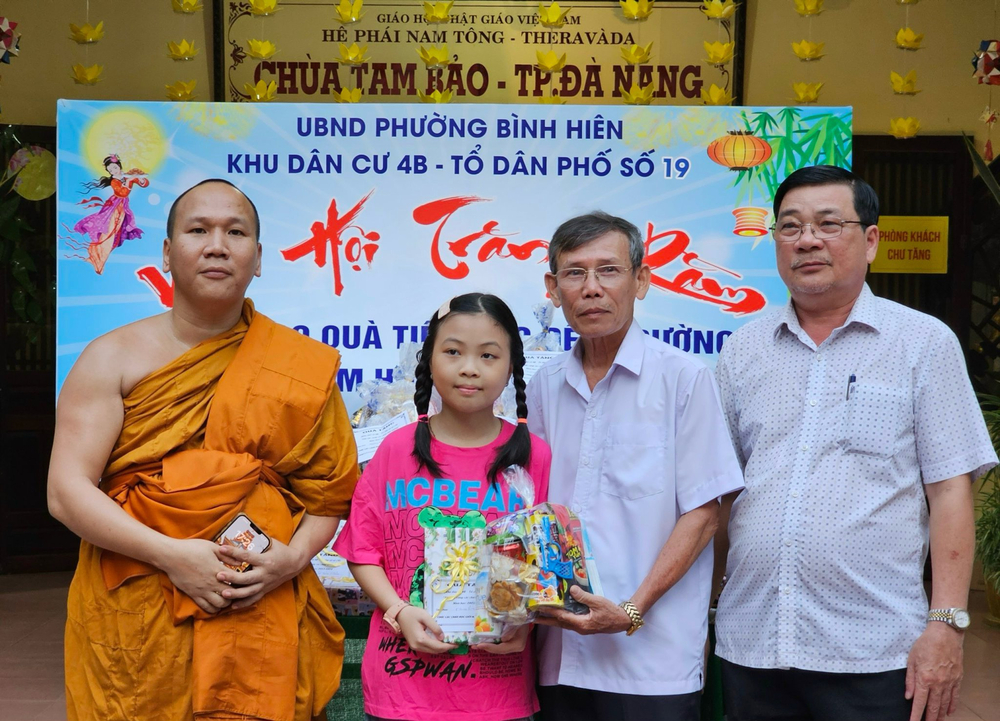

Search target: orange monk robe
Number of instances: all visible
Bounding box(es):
[64,300,359,721]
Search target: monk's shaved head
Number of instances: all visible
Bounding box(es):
[167,179,260,240]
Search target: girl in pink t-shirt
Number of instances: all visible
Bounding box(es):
[335,293,551,721]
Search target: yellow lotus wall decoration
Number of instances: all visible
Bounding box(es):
[244,80,278,101]
[168,39,199,60]
[538,2,571,28]
[165,80,197,101]
[69,22,103,44]
[71,63,103,85]
[620,42,653,65]
[888,117,920,138]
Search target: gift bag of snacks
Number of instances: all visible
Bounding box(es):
[484,484,596,625]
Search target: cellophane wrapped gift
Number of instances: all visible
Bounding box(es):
[350,341,422,429]
[524,301,561,352]
[484,500,595,626]
[311,523,376,617]
[422,522,502,645]
[492,384,518,421]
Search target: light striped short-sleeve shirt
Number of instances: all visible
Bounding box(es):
[714,284,997,673]
[527,320,745,695]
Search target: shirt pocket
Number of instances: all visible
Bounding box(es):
[600,422,667,500]
[843,383,911,457]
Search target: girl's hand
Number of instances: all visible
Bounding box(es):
[397,606,459,654]
[473,623,531,655]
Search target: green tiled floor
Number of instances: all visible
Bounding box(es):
[326,626,367,720]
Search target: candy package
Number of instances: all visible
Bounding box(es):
[484,502,595,625]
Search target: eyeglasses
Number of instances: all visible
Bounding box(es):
[553,264,634,288]
[770,218,868,242]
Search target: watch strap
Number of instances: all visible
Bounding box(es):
[619,600,644,636]
[927,607,968,630]
[383,600,410,634]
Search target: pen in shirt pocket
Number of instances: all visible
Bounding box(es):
[845,373,857,400]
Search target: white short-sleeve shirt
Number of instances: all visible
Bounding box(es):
[714,284,997,674]
[526,320,745,696]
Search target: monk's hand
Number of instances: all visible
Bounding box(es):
[472,623,532,655]
[215,539,305,610]
[161,538,234,615]
[396,606,459,655]
[533,585,633,635]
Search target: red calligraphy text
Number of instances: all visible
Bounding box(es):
[136,266,174,308]
[413,195,550,280]
[645,224,766,316]
[281,190,381,296]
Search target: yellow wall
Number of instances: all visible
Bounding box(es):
[745,0,994,143]
[0,0,996,148]
[1,0,214,124]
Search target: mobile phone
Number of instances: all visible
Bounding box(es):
[214,513,271,572]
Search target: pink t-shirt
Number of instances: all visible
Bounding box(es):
[334,421,551,721]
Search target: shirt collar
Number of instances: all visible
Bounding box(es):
[565,319,645,393]
[772,283,882,341]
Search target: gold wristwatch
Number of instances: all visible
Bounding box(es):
[619,600,645,636]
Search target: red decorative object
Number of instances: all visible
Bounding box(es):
[707,131,773,171]
[732,207,770,237]
[973,40,1000,85]
[0,17,20,64]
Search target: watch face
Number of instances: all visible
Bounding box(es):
[954,610,971,629]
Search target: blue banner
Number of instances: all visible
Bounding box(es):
[56,101,852,407]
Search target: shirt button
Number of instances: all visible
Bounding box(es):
[581,456,590,466]
[588,409,597,419]
[791,491,800,498]
[809,399,817,407]
[784,539,793,547]
[800,444,810,452]
[781,586,791,595]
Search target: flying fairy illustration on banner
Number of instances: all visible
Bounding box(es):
[65,154,150,274]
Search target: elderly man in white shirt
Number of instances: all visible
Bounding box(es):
[526,211,745,721]
[714,165,997,721]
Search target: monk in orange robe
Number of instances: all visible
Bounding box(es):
[48,179,359,721]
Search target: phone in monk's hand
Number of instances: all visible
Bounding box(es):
[214,513,271,572]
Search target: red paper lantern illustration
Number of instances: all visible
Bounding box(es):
[732,207,770,237]
[707,130,773,171]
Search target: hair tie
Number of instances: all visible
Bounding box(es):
[437,297,454,319]
[517,417,528,425]
[418,414,429,423]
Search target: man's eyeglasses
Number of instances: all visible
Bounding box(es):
[770,218,868,242]
[553,264,634,288]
